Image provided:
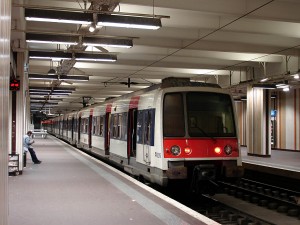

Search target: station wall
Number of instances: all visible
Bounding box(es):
[235,88,300,151]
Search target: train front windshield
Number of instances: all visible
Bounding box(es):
[163,92,236,137]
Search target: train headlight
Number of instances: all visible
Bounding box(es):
[224,145,232,155]
[170,145,181,156]
[214,147,222,154]
[184,147,192,155]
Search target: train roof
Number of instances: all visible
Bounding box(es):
[75,77,221,111]
[105,77,220,101]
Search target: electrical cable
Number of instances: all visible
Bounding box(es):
[104,0,278,84]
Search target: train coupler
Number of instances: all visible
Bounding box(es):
[190,165,217,194]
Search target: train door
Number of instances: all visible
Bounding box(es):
[104,112,111,155]
[66,119,68,138]
[143,110,152,164]
[88,115,92,148]
[127,109,138,160]
[71,117,74,141]
[78,117,81,143]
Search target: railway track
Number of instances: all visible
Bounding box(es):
[194,195,275,225]
[218,178,300,218]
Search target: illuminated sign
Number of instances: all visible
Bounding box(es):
[10,79,20,91]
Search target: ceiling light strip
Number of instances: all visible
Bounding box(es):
[75,53,117,62]
[29,51,72,60]
[28,51,117,62]
[24,8,162,30]
[82,37,133,48]
[97,14,161,30]
[29,74,89,82]
[26,33,132,48]
[26,33,78,45]
[25,8,93,25]
[29,86,76,91]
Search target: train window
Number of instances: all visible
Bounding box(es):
[68,119,72,131]
[93,117,97,135]
[144,109,155,145]
[136,111,144,144]
[117,114,122,139]
[121,112,128,140]
[163,93,185,137]
[85,118,88,134]
[186,92,236,137]
[100,116,104,136]
[74,119,77,131]
[112,114,118,138]
[81,118,88,134]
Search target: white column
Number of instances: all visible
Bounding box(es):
[16,52,26,171]
[0,0,11,224]
[246,86,271,156]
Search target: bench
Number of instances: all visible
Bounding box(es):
[32,129,47,139]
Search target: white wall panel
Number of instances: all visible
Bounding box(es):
[284,91,294,149]
[0,0,11,224]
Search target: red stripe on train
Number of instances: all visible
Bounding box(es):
[106,103,112,113]
[163,138,239,158]
[130,96,140,109]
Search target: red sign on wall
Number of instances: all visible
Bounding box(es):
[10,79,20,91]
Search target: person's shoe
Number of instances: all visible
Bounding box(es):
[34,161,42,164]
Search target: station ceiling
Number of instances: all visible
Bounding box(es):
[11,0,300,115]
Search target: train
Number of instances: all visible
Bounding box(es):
[42,77,243,193]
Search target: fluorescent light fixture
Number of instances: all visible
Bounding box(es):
[82,37,133,48]
[26,33,133,48]
[25,8,93,25]
[30,101,58,105]
[271,95,277,99]
[60,75,89,81]
[29,73,89,81]
[276,84,289,89]
[50,92,70,96]
[283,87,290,92]
[29,86,75,91]
[29,74,58,80]
[252,84,276,89]
[97,14,161,30]
[26,33,78,45]
[25,9,162,30]
[52,90,73,93]
[29,51,72,60]
[30,91,50,95]
[260,78,268,82]
[30,97,62,101]
[30,92,51,96]
[28,51,117,62]
[75,53,117,62]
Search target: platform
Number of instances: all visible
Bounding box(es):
[241,147,300,180]
[9,135,217,225]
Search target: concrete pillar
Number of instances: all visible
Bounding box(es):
[0,0,11,224]
[246,86,271,156]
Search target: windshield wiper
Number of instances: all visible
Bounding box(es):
[195,126,216,143]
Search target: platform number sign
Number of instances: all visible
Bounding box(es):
[10,79,20,91]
